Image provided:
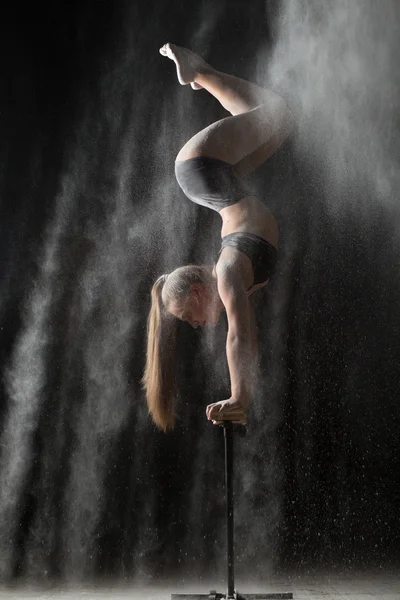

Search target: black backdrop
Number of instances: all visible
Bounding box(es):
[0,0,399,585]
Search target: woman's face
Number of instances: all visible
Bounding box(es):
[168,284,223,328]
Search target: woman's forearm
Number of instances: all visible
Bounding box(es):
[226,329,258,407]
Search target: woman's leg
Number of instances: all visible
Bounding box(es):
[160,44,293,175]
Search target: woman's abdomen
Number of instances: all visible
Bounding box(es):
[219,195,279,248]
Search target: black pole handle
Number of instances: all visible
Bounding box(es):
[223,422,235,598]
[218,422,246,598]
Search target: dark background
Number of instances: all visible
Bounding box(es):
[0,0,399,586]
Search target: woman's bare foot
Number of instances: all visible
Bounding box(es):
[159,43,210,88]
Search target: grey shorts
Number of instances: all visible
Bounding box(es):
[175,156,251,212]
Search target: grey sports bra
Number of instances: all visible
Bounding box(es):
[219,232,278,286]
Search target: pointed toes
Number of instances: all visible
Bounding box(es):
[159,42,173,56]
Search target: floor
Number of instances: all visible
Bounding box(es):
[0,573,399,599]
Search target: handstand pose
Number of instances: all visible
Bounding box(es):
[143,44,293,431]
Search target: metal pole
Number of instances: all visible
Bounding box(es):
[171,422,293,600]
[223,421,234,598]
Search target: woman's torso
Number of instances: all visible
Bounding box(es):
[219,193,279,246]
[216,194,279,293]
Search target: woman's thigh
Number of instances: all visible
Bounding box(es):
[176,101,291,169]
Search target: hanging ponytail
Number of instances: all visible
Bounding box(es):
[142,274,178,432]
[143,265,214,432]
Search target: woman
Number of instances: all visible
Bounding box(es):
[143,44,293,432]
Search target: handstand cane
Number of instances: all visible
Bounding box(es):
[171,421,293,600]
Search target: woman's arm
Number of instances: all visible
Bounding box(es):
[222,277,256,407]
[206,266,258,423]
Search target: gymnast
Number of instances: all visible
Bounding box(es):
[143,44,293,431]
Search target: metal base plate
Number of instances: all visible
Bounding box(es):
[171,592,293,599]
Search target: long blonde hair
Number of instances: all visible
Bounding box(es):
[142,265,214,431]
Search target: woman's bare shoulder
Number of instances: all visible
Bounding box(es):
[215,246,254,290]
